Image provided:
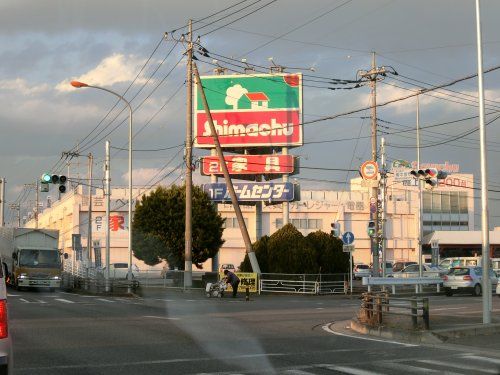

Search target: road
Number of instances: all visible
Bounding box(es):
[7,288,500,374]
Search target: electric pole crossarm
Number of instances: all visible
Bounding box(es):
[192,61,261,274]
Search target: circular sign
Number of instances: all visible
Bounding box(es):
[360,161,379,180]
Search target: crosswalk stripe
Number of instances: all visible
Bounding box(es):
[96,298,115,303]
[418,359,499,374]
[320,365,383,375]
[54,298,75,304]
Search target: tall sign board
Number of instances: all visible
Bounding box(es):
[194,73,303,148]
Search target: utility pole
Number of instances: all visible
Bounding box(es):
[475,0,492,324]
[87,153,93,266]
[184,19,194,288]
[358,52,387,277]
[105,141,111,292]
[0,178,5,227]
[416,93,424,291]
[193,61,261,274]
[380,138,387,277]
[35,180,39,229]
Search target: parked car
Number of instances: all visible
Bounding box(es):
[102,263,137,279]
[353,264,371,280]
[391,263,445,278]
[372,262,393,276]
[439,257,481,270]
[497,279,500,297]
[443,266,498,296]
[392,261,417,273]
[0,258,12,374]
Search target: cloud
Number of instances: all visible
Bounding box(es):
[0,78,50,95]
[56,53,147,92]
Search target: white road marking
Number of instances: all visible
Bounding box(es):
[153,298,175,302]
[315,307,324,310]
[283,370,316,374]
[432,307,467,311]
[35,299,47,304]
[320,365,384,375]
[96,298,115,303]
[19,298,30,303]
[7,294,20,297]
[54,298,75,304]
[321,323,417,347]
[461,355,500,365]
[142,315,180,320]
[377,361,441,374]
[418,359,500,374]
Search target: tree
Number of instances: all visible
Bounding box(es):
[240,225,350,274]
[132,185,225,269]
[306,231,349,274]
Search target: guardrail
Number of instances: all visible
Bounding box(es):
[358,291,430,330]
[259,273,347,295]
[363,276,443,294]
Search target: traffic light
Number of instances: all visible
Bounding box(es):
[410,168,447,190]
[40,174,67,193]
[330,221,340,237]
[367,220,376,237]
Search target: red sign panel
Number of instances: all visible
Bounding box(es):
[201,155,295,175]
[195,110,302,148]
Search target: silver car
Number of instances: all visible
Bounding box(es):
[392,264,445,279]
[353,264,371,280]
[443,266,498,297]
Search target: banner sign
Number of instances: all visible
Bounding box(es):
[194,73,303,148]
[203,182,295,202]
[220,272,258,293]
[201,154,295,175]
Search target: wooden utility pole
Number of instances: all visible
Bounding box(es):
[193,62,261,274]
[184,19,194,288]
[87,153,93,265]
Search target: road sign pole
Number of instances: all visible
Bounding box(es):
[350,252,353,295]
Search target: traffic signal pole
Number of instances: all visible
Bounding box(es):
[416,94,424,291]
[193,61,261,274]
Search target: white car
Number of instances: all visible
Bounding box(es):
[0,259,13,373]
[353,264,371,280]
[102,263,137,279]
[392,264,446,278]
[496,277,500,297]
[443,266,498,296]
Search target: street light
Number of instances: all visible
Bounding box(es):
[70,80,134,291]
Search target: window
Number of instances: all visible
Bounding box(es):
[441,192,450,211]
[276,218,323,229]
[459,192,468,213]
[450,193,459,213]
[404,264,419,272]
[223,217,248,228]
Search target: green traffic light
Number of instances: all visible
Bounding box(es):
[42,173,51,183]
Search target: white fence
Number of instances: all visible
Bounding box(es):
[259,273,347,295]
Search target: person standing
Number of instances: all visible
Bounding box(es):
[224,269,240,298]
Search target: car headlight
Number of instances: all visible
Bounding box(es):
[18,273,27,279]
[51,276,60,280]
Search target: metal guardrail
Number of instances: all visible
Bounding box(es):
[363,276,443,294]
[358,291,430,330]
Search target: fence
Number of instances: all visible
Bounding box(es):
[259,273,347,295]
[358,291,430,330]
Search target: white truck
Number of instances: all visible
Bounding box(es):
[0,228,66,291]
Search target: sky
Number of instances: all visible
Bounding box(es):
[2,0,500,227]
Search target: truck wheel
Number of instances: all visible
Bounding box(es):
[473,284,482,297]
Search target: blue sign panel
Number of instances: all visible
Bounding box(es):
[203,182,295,202]
[342,231,355,245]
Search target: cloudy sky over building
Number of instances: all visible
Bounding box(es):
[2,0,500,226]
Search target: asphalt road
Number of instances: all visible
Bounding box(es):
[7,288,500,375]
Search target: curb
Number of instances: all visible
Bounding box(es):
[431,322,500,341]
[349,319,443,344]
